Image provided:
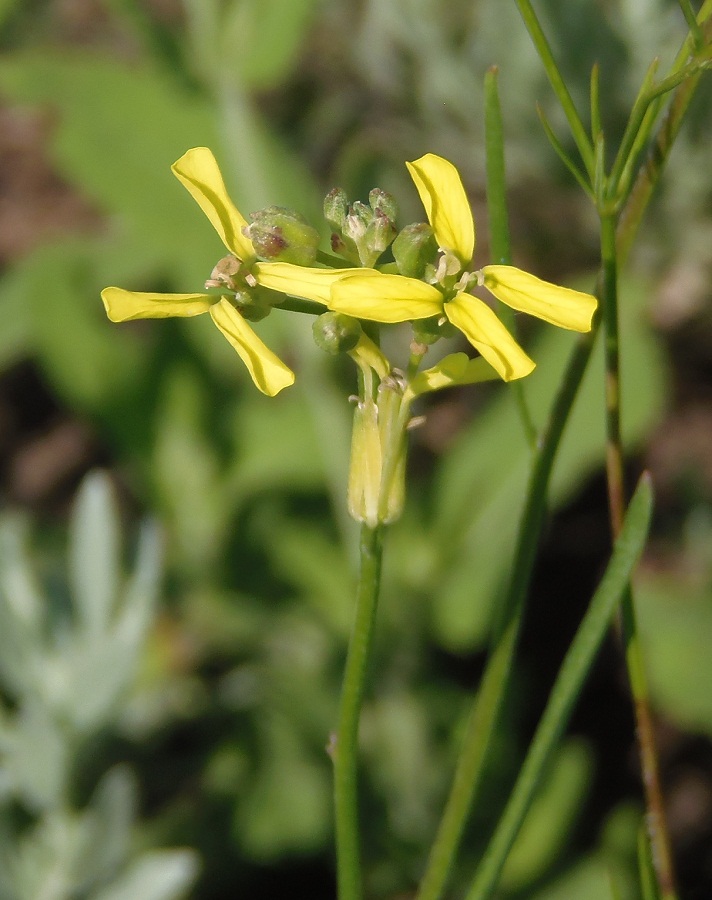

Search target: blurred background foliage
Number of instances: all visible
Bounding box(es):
[0,0,710,897]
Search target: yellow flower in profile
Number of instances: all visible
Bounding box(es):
[324,153,598,381]
[102,148,323,396]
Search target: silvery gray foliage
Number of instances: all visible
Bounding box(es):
[0,471,198,900]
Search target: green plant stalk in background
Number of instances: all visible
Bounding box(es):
[333,524,384,900]
[483,66,537,449]
[416,4,712,895]
[513,4,712,896]
[600,209,676,899]
[465,474,654,899]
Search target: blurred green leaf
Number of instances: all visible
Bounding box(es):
[222,0,321,90]
[2,703,68,811]
[235,712,330,858]
[0,52,217,274]
[69,471,121,638]
[637,570,712,734]
[501,739,594,891]
[92,850,198,900]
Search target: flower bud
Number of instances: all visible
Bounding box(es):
[343,201,370,244]
[244,206,319,266]
[411,313,457,344]
[312,311,362,354]
[365,209,398,256]
[392,223,438,278]
[368,188,398,222]
[232,290,271,322]
[324,188,349,230]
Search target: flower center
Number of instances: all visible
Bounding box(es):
[204,254,257,292]
[427,247,478,301]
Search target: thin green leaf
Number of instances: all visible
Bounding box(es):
[589,63,602,142]
[677,0,706,50]
[514,0,595,177]
[536,105,594,199]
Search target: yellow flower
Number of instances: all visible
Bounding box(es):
[324,153,598,381]
[102,147,320,396]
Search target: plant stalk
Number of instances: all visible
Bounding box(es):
[599,213,677,900]
[333,523,384,900]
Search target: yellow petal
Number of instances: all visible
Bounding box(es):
[406,154,475,264]
[101,287,213,321]
[209,298,295,396]
[254,262,355,304]
[482,265,597,332]
[408,353,499,396]
[445,293,535,381]
[330,271,443,323]
[172,147,254,261]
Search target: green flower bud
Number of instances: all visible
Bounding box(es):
[343,201,370,243]
[312,311,362,354]
[392,223,438,278]
[369,188,398,222]
[365,209,398,257]
[232,290,271,322]
[245,206,319,266]
[324,188,349,230]
[411,313,457,344]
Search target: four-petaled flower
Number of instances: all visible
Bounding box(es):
[101,148,323,396]
[319,153,598,381]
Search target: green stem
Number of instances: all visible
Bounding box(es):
[275,295,328,316]
[484,66,537,448]
[678,0,705,49]
[465,474,654,900]
[333,524,384,900]
[416,323,598,900]
[599,215,678,900]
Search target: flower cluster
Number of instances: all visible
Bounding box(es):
[102,148,597,524]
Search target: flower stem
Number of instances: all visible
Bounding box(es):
[599,214,678,900]
[333,523,384,900]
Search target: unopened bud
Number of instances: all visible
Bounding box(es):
[245,206,319,266]
[232,290,271,322]
[312,311,362,354]
[365,208,397,256]
[324,188,349,230]
[411,314,457,345]
[343,201,370,244]
[392,223,438,278]
[369,188,398,222]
